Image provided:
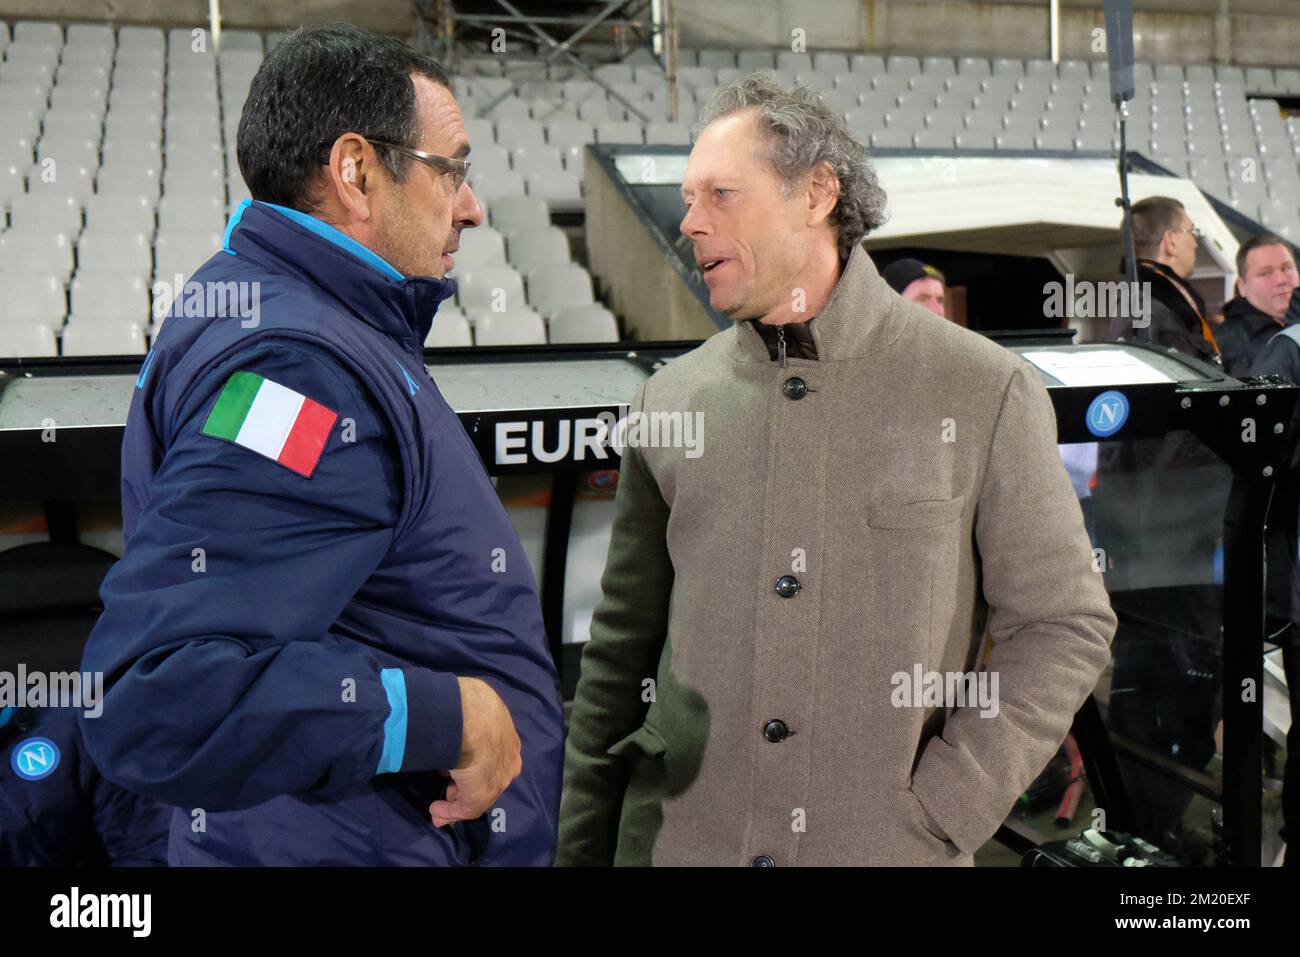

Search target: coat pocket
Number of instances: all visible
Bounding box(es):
[867,495,967,663]
[608,723,668,866]
[606,722,668,759]
[868,494,965,530]
[903,787,963,865]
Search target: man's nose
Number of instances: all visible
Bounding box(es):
[680,203,708,238]
[457,182,485,228]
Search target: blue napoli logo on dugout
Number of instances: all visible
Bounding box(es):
[11,737,60,781]
[1086,390,1129,437]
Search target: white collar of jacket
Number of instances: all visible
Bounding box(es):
[731,243,908,364]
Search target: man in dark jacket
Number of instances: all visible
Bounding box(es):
[1248,321,1300,866]
[78,24,563,865]
[1126,196,1220,365]
[2,706,169,866]
[1217,234,1300,377]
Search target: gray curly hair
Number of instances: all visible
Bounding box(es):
[694,70,889,259]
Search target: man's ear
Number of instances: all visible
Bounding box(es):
[324,134,373,223]
[805,160,840,229]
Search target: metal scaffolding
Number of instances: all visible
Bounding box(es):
[415,0,682,122]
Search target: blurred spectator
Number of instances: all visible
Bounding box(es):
[1126,197,1220,364]
[882,257,947,318]
[1218,235,1300,377]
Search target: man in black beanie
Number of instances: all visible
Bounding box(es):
[882,257,947,318]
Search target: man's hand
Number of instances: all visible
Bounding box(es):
[429,676,522,828]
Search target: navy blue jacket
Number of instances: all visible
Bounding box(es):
[79,201,564,865]
[2,707,170,866]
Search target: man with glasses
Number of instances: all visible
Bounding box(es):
[1123,196,1220,364]
[79,23,563,866]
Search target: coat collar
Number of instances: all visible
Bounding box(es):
[222,200,457,354]
[732,244,905,363]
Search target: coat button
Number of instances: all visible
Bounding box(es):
[751,854,775,867]
[782,377,808,400]
[763,719,790,743]
[775,575,801,598]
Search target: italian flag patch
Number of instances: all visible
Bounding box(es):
[201,371,338,477]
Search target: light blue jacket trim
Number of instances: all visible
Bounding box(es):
[377,668,408,774]
[222,200,407,282]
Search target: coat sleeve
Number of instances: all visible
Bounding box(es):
[79,342,463,812]
[909,361,1117,854]
[556,386,675,866]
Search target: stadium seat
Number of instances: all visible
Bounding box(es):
[77,230,153,277]
[526,263,594,320]
[0,230,74,279]
[457,265,526,314]
[473,309,547,346]
[69,274,151,322]
[489,195,550,236]
[61,320,147,356]
[0,320,58,357]
[0,273,65,325]
[425,309,473,347]
[454,227,506,269]
[549,303,618,343]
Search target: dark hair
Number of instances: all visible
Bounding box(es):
[1236,233,1293,281]
[236,22,450,211]
[1130,196,1185,260]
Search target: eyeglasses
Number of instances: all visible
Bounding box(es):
[1169,225,1204,241]
[365,138,471,192]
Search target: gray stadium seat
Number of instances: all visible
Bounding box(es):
[507,227,570,274]
[549,303,618,343]
[469,171,525,204]
[577,99,618,123]
[488,195,551,238]
[0,273,65,325]
[0,163,25,205]
[97,164,162,200]
[913,129,955,149]
[85,194,156,236]
[697,50,735,71]
[646,121,692,145]
[510,144,566,176]
[220,29,263,52]
[954,130,996,150]
[526,263,594,319]
[546,119,595,152]
[77,230,152,276]
[13,20,62,46]
[526,170,582,208]
[0,320,58,357]
[425,309,472,347]
[457,265,526,314]
[454,227,506,269]
[118,26,165,51]
[9,193,82,235]
[69,273,150,321]
[61,320,147,356]
[994,131,1036,150]
[153,230,221,282]
[473,309,547,346]
[0,229,73,278]
[595,121,644,144]
[497,118,546,149]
